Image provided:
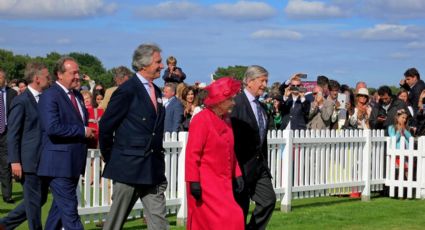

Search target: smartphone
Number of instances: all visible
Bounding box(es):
[299,73,307,79]
[337,93,347,109]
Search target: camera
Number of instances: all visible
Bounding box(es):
[422,97,425,104]
[79,73,85,81]
[289,86,299,91]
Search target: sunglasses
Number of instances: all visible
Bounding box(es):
[291,84,301,87]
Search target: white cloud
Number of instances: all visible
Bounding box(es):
[343,24,420,41]
[0,0,117,19]
[251,29,303,40]
[56,38,71,45]
[406,41,425,49]
[363,0,425,19]
[284,0,346,19]
[389,52,410,59]
[135,1,202,20]
[136,1,276,21]
[212,1,276,21]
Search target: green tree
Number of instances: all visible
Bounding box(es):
[213,65,247,81]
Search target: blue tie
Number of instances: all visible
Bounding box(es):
[0,90,5,134]
[255,99,265,144]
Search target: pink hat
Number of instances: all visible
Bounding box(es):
[204,77,241,107]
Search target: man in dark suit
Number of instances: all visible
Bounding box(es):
[37,57,94,230]
[0,68,17,204]
[99,43,169,230]
[0,62,50,229]
[231,65,276,230]
[280,76,311,130]
[163,82,184,133]
[400,67,425,115]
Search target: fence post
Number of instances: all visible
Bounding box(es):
[176,132,188,226]
[281,130,293,212]
[418,137,425,198]
[362,129,371,201]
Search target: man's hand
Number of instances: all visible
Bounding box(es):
[85,127,96,138]
[233,176,244,194]
[11,163,22,179]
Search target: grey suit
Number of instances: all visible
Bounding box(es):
[164,96,184,133]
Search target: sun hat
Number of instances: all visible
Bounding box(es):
[204,77,241,107]
[356,88,369,97]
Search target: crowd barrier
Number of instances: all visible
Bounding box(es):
[76,130,425,225]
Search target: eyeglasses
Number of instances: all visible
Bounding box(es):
[291,84,301,87]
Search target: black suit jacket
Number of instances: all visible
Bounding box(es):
[3,87,17,131]
[99,76,166,185]
[280,96,310,130]
[231,91,269,186]
[7,89,41,173]
[401,79,425,114]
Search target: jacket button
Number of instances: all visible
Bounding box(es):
[142,117,146,121]
[151,149,154,152]
[257,155,260,159]
[152,132,155,136]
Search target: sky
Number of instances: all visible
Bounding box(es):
[1,0,425,88]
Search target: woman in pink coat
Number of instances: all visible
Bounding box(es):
[185,77,244,230]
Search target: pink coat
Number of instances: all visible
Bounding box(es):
[185,108,244,230]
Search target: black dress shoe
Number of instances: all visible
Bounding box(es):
[3,198,15,204]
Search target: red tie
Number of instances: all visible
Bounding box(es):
[69,91,82,120]
[148,81,157,112]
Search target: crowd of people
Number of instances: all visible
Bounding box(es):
[0,41,424,230]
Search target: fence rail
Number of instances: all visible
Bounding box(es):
[76,130,425,224]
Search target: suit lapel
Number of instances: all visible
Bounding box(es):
[241,92,260,131]
[24,89,38,110]
[53,83,84,124]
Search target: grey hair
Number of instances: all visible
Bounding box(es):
[164,82,177,94]
[243,65,268,86]
[24,62,48,83]
[132,43,162,72]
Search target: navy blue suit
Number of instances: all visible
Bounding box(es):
[164,96,184,133]
[0,87,17,201]
[0,89,48,230]
[99,76,166,185]
[37,82,88,230]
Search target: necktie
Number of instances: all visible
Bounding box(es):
[148,82,157,112]
[0,91,5,134]
[68,91,82,120]
[255,99,265,144]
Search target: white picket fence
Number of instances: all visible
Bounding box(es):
[76,130,425,224]
[385,135,425,199]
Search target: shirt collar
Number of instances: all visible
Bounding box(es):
[244,88,256,102]
[27,85,41,98]
[55,81,70,94]
[136,72,150,85]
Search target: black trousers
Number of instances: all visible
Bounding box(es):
[0,133,12,200]
[236,168,276,230]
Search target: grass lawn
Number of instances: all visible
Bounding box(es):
[2,183,425,229]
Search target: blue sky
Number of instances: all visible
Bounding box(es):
[1,0,425,88]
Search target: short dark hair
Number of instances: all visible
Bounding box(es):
[328,79,340,91]
[317,75,329,87]
[377,85,392,97]
[404,67,420,80]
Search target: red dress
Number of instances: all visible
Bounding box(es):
[185,108,244,230]
[86,106,104,148]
